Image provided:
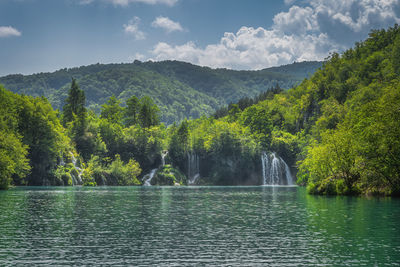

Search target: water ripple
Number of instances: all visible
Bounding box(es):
[0,186,399,266]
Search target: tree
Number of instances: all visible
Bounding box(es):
[17,96,70,185]
[101,95,123,125]
[168,120,189,172]
[138,96,160,128]
[0,131,30,189]
[63,79,88,159]
[62,79,86,127]
[125,95,140,127]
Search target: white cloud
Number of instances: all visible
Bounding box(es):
[151,27,338,70]
[0,26,21,38]
[151,16,184,33]
[123,17,146,40]
[273,5,317,34]
[79,0,94,4]
[134,52,145,60]
[80,0,178,6]
[275,0,400,45]
[284,0,297,5]
[150,0,400,70]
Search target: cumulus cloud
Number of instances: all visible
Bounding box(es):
[150,0,400,69]
[123,17,146,40]
[151,27,338,70]
[0,26,21,38]
[275,0,400,46]
[151,16,184,33]
[273,5,317,34]
[80,0,177,6]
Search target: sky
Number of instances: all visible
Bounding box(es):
[0,0,399,76]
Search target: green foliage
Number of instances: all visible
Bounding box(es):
[137,96,160,128]
[62,78,86,126]
[108,155,142,185]
[121,124,165,171]
[0,85,70,187]
[0,61,321,124]
[81,155,103,186]
[152,164,186,185]
[168,118,260,185]
[52,165,73,186]
[295,25,400,195]
[63,79,90,161]
[101,95,124,125]
[0,131,30,189]
[82,155,142,186]
[125,95,140,126]
[74,110,107,161]
[168,120,189,171]
[1,25,399,195]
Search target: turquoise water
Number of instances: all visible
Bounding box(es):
[0,186,399,266]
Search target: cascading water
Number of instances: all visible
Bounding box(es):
[143,169,158,186]
[190,174,200,185]
[187,152,200,185]
[261,152,294,185]
[284,162,294,185]
[142,150,170,186]
[70,152,83,185]
[161,151,168,166]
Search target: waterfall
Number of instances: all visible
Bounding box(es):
[142,150,170,186]
[187,152,200,185]
[70,152,83,185]
[284,162,294,185]
[189,173,200,185]
[161,150,168,166]
[261,152,294,185]
[70,173,78,186]
[143,169,158,186]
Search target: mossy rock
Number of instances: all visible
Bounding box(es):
[62,173,73,186]
[152,165,187,185]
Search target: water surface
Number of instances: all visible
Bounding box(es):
[0,186,399,266]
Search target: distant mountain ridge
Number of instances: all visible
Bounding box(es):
[0,60,322,124]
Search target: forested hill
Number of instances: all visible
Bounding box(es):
[207,25,400,195]
[0,60,322,124]
[1,26,399,194]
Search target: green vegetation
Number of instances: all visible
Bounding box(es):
[0,61,321,124]
[152,165,186,186]
[1,26,399,196]
[0,85,70,188]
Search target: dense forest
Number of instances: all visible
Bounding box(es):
[1,26,399,196]
[0,61,321,124]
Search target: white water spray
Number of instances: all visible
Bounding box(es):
[161,151,168,166]
[261,152,294,185]
[187,152,200,185]
[143,169,158,186]
[70,152,83,186]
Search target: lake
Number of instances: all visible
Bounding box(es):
[0,186,399,266]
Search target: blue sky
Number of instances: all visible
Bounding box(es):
[0,0,399,76]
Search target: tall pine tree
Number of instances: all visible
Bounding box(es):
[63,79,88,158]
[62,78,86,127]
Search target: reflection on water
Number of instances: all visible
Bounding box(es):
[0,186,399,266]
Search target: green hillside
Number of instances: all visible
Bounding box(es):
[1,25,399,195]
[0,61,322,124]
[197,25,400,195]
